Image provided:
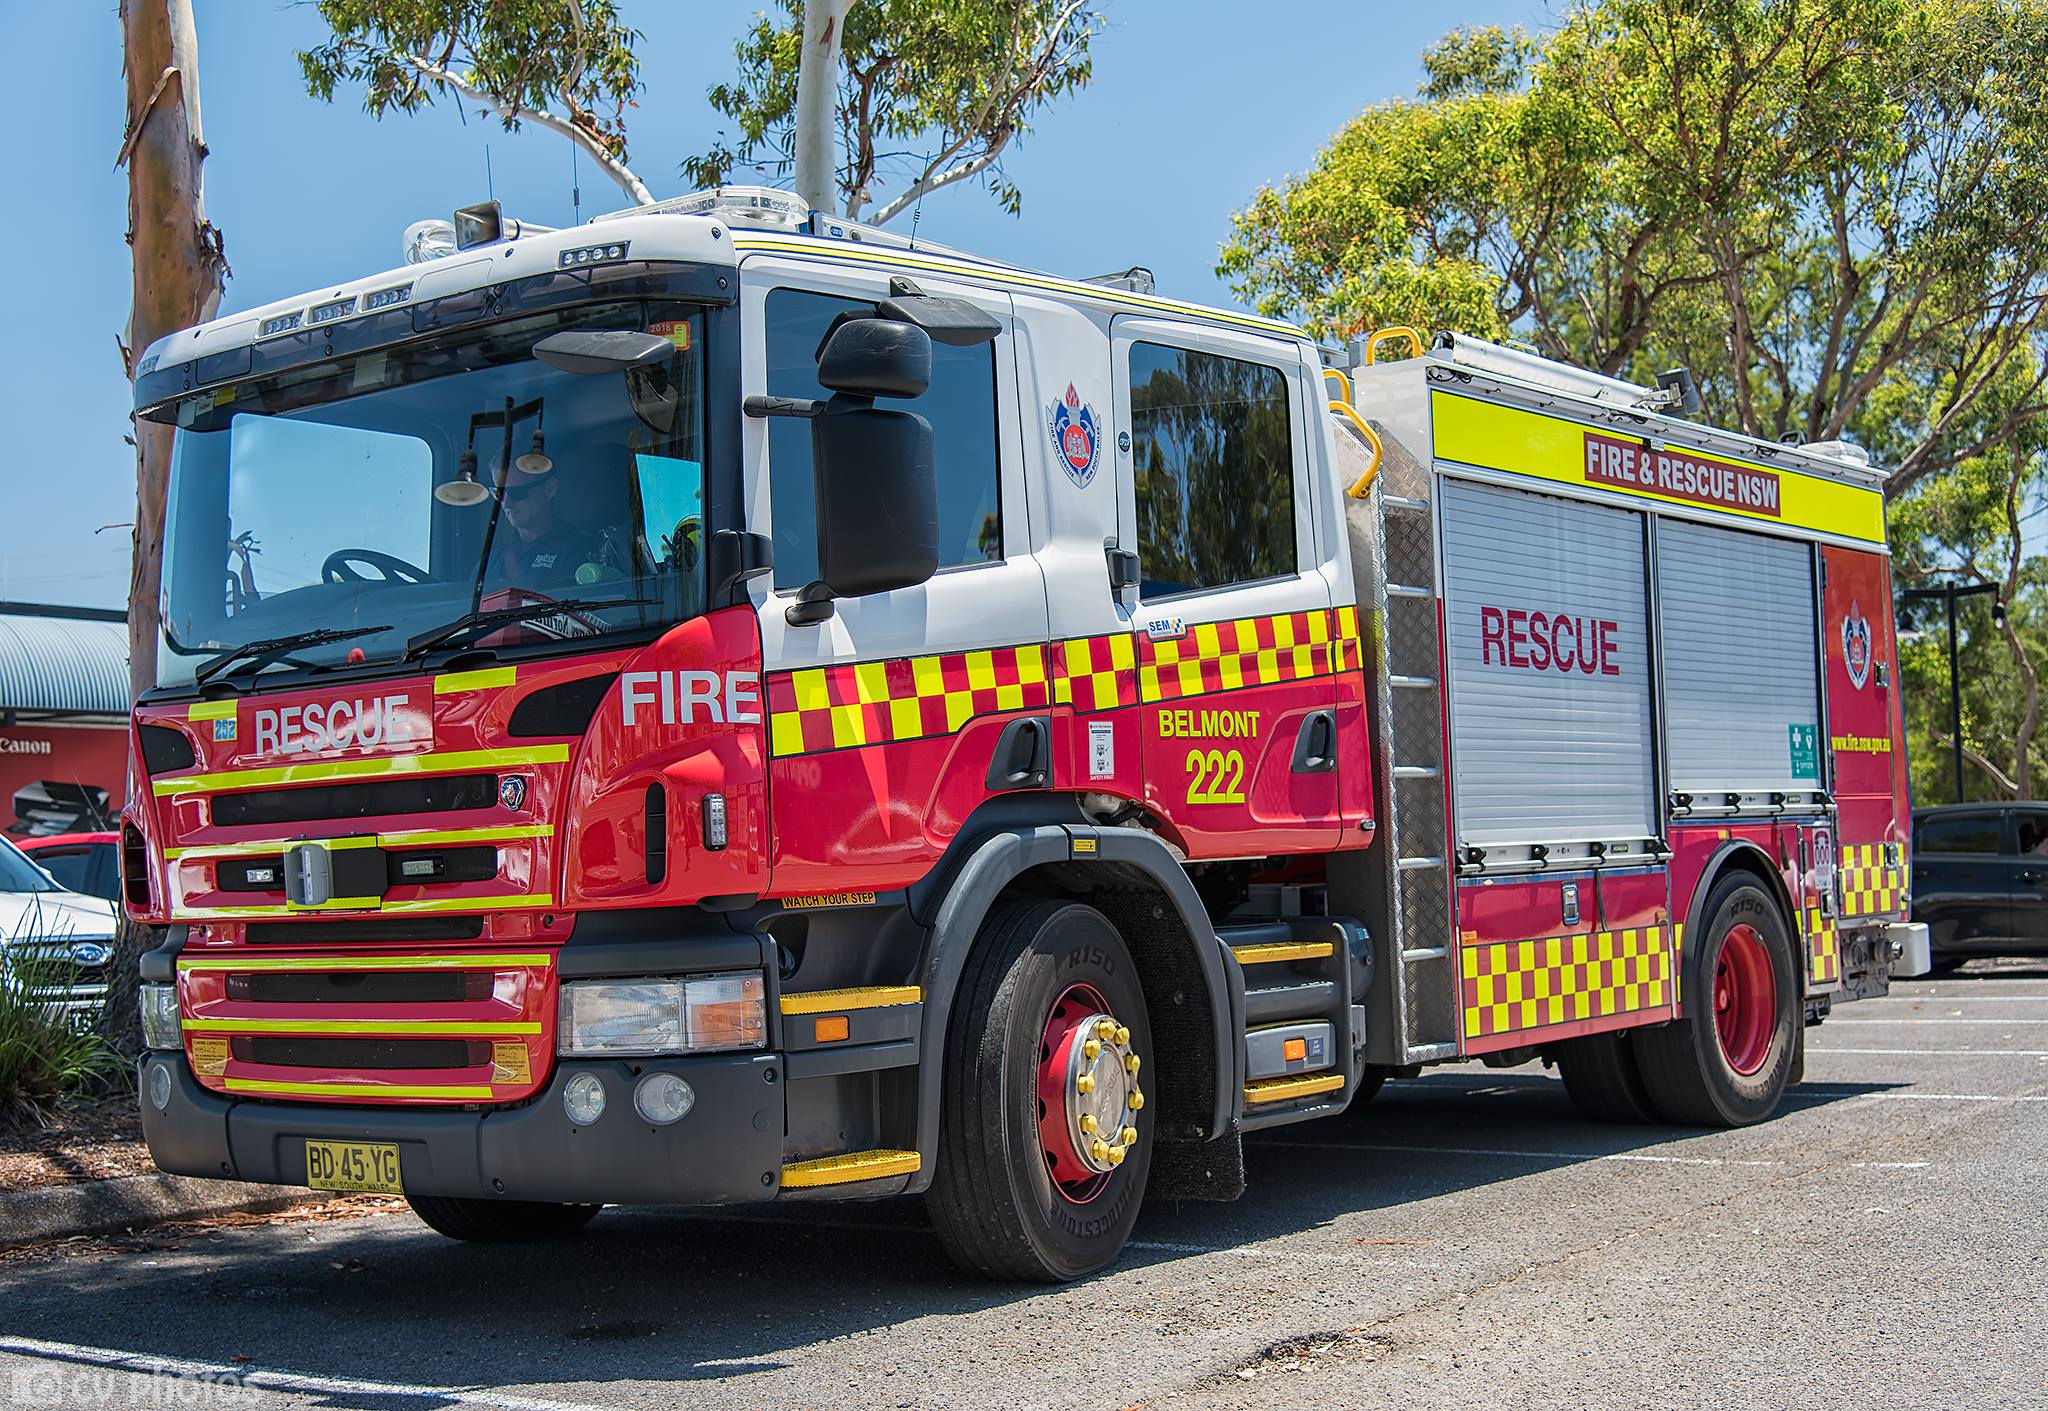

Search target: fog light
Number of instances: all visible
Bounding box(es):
[563,1071,606,1125]
[147,1061,172,1112]
[633,1072,694,1125]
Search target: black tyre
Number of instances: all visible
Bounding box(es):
[1556,1031,1657,1122]
[927,898,1153,1282]
[1634,875,1798,1126]
[1347,1066,1389,1108]
[404,1193,602,1242]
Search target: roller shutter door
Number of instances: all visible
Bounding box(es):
[1657,519,1821,794]
[1440,479,1657,848]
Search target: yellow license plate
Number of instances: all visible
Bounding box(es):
[304,1139,403,1194]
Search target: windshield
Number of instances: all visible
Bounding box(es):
[0,838,57,894]
[151,300,709,689]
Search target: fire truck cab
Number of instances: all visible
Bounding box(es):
[125,187,1927,1281]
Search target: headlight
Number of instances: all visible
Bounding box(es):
[139,983,181,1051]
[557,973,767,1057]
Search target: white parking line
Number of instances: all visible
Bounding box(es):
[1257,1138,1780,1167]
[1810,1040,2048,1048]
[0,1337,613,1411]
[1847,1092,2048,1101]
[1825,1017,2048,1024]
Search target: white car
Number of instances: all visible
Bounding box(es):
[0,834,119,1019]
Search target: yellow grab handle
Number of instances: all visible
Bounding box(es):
[1329,400,1383,498]
[1363,326,1426,365]
[1321,366,1353,405]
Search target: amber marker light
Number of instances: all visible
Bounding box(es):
[815,1015,850,1043]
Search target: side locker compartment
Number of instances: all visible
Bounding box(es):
[1656,518,1830,993]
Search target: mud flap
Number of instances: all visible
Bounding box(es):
[1146,1125,1246,1203]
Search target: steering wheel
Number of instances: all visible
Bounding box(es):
[322,549,430,584]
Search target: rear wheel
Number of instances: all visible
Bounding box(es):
[1634,875,1798,1126]
[927,898,1153,1282]
[1556,1031,1656,1122]
[404,1194,601,1242]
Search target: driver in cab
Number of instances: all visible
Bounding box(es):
[485,471,603,594]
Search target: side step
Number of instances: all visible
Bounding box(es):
[780,1148,920,1190]
[1222,917,1374,1131]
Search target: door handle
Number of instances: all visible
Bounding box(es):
[1291,711,1338,774]
[2021,869,2044,885]
[985,715,1051,791]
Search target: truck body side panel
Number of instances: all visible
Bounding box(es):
[1821,545,1910,921]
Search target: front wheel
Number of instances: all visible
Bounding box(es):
[927,898,1153,1282]
[1634,875,1798,1126]
[404,1193,601,1242]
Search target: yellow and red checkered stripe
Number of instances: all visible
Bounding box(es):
[768,608,1365,757]
[766,644,1050,757]
[1461,928,1671,1040]
[1839,842,1907,918]
[1805,907,1840,987]
[1137,607,1352,703]
[1051,634,1138,711]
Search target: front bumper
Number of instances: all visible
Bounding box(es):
[140,1047,785,1205]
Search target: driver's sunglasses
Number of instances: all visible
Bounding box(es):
[499,482,546,502]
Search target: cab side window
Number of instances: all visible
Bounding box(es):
[764,288,1002,589]
[1917,812,2003,855]
[2017,811,2048,856]
[1129,341,1296,599]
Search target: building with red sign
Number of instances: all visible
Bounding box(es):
[0,602,129,835]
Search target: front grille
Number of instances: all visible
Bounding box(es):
[4,947,110,1007]
[244,917,485,944]
[231,1036,487,1069]
[228,970,492,1004]
[213,773,497,827]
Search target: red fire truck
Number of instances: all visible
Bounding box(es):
[124,187,1927,1281]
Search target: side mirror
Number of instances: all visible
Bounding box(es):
[816,317,932,399]
[809,405,938,604]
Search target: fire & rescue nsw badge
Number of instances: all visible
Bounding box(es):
[1842,604,1873,689]
[1049,383,1101,488]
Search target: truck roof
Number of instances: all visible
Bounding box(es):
[135,187,1306,407]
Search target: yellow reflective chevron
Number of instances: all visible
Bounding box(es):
[151,744,568,796]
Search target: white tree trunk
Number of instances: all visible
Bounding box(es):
[401,55,654,208]
[794,0,850,215]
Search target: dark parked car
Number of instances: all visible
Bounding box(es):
[15,831,121,903]
[1911,804,2048,968]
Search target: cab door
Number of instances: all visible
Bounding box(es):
[740,257,1049,893]
[1108,315,1344,856]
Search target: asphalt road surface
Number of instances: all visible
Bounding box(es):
[5,965,2045,1410]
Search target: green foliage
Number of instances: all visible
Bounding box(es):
[684,0,1102,223]
[1888,357,2048,799]
[299,0,645,166]
[0,954,121,1122]
[1220,0,2048,501]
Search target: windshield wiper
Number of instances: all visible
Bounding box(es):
[404,597,656,661]
[193,624,393,687]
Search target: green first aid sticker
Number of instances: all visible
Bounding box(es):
[1788,723,1819,781]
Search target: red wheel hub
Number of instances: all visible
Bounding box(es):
[1035,983,1144,1204]
[1713,923,1777,1076]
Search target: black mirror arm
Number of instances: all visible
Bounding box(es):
[744,395,827,419]
[785,581,836,627]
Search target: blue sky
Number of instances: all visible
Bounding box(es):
[0,0,1552,609]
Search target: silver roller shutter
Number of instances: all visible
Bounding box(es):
[1440,479,1657,847]
[1656,519,1820,793]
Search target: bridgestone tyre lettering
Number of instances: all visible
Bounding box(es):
[404,1193,602,1242]
[927,898,1153,1282]
[1633,876,1798,1126]
[1555,1032,1657,1123]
